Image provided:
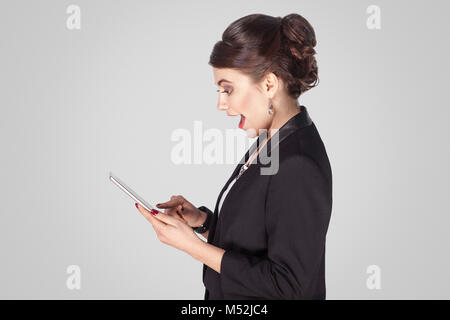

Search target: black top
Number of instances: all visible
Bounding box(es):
[201,105,333,300]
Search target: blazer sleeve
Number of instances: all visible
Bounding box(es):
[219,154,332,299]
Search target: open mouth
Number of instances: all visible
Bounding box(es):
[239,114,246,129]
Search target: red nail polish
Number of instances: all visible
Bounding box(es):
[150,209,159,215]
[135,203,138,208]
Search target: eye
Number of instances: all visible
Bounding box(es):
[216,89,232,95]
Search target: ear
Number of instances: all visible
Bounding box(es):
[264,72,279,98]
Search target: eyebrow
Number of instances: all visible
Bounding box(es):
[215,79,233,86]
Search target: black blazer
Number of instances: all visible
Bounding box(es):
[199,105,333,300]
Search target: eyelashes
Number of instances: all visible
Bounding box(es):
[216,89,232,95]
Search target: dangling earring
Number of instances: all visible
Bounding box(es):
[268,99,274,115]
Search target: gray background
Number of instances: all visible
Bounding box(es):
[1,0,449,299]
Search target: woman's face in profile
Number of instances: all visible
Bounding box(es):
[213,67,273,138]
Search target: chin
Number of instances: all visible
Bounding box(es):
[245,127,259,139]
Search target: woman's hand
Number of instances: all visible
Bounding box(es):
[155,195,205,227]
[135,203,203,254]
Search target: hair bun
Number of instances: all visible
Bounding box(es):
[280,14,317,57]
[278,14,319,96]
[288,44,316,61]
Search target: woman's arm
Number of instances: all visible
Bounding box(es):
[189,240,225,274]
[217,155,332,299]
[137,203,223,273]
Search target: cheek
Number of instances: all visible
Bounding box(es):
[242,91,268,125]
[239,89,261,115]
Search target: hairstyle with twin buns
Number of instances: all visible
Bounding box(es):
[209,13,319,99]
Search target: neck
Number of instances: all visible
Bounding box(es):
[267,100,301,139]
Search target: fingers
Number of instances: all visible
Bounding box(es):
[150,210,183,227]
[165,209,186,223]
[156,195,185,210]
[136,203,166,231]
[136,203,181,228]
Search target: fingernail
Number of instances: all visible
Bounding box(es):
[181,205,184,211]
[150,209,159,215]
[135,203,138,209]
[156,203,161,207]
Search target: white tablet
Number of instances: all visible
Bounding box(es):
[109,171,156,212]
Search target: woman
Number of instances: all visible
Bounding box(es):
[136,13,333,300]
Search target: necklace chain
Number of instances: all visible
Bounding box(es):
[236,164,247,180]
[237,136,270,180]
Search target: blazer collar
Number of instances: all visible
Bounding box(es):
[212,105,313,217]
[238,104,313,170]
[207,105,313,247]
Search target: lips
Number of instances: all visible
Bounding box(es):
[239,114,245,129]
[226,112,246,129]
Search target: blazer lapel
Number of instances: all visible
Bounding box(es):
[203,105,313,285]
[206,105,313,243]
[264,104,313,157]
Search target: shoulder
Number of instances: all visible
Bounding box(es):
[269,153,323,187]
[264,123,332,193]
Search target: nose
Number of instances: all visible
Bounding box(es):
[217,102,228,111]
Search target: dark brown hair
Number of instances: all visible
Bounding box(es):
[209,13,319,99]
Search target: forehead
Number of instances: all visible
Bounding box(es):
[213,67,248,85]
